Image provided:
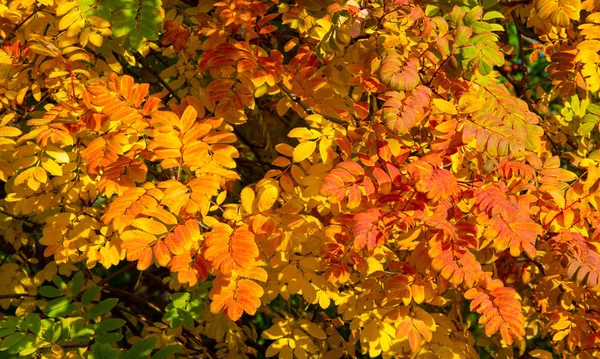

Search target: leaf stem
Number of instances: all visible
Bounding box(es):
[132,51,182,102]
[277,82,346,125]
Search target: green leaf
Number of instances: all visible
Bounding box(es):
[44,297,76,318]
[128,337,157,359]
[151,344,181,359]
[455,25,472,47]
[482,0,499,8]
[51,322,64,343]
[91,342,117,359]
[587,103,600,116]
[483,11,504,20]
[583,114,600,123]
[94,318,126,333]
[578,122,596,135]
[39,285,64,298]
[82,285,102,306]
[95,332,124,344]
[0,332,25,350]
[25,314,42,335]
[0,319,17,338]
[52,275,67,290]
[71,271,84,296]
[72,325,94,339]
[170,293,190,308]
[471,21,492,34]
[464,6,483,25]
[88,298,119,320]
[18,340,38,357]
[7,335,35,355]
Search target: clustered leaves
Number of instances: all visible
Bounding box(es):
[1,0,600,358]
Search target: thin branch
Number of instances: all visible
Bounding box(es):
[132,52,181,102]
[103,286,164,313]
[234,128,263,162]
[0,293,37,300]
[500,0,533,5]
[40,341,90,349]
[97,262,137,286]
[1,6,41,44]
[0,209,41,226]
[512,13,530,90]
[277,82,346,125]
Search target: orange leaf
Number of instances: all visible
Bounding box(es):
[204,224,259,274]
[131,218,168,235]
[137,247,153,270]
[179,105,197,133]
[121,230,156,262]
[154,240,171,267]
[396,319,412,339]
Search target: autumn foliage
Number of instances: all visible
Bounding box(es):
[2,0,600,358]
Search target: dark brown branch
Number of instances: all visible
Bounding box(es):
[97,262,137,286]
[277,82,346,125]
[1,6,41,44]
[133,52,181,102]
[500,0,533,5]
[0,293,37,300]
[103,286,164,313]
[234,128,263,162]
[512,13,530,91]
[0,208,41,226]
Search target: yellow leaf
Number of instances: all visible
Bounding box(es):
[288,128,320,140]
[263,320,293,340]
[0,127,22,137]
[550,320,571,330]
[299,319,327,339]
[552,329,569,341]
[276,98,290,116]
[41,157,62,176]
[131,218,168,235]
[241,187,255,213]
[58,9,80,31]
[179,105,197,133]
[31,82,41,101]
[89,33,104,47]
[431,99,457,115]
[529,350,554,359]
[87,16,110,28]
[280,345,293,359]
[16,87,27,105]
[284,38,299,52]
[14,167,34,186]
[292,141,316,163]
[33,167,47,183]
[46,147,70,163]
[458,93,485,113]
[257,184,278,212]
[411,283,425,304]
[56,1,77,16]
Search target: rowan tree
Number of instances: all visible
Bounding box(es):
[0,0,599,358]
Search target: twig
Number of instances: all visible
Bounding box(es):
[97,262,137,286]
[103,286,164,313]
[0,293,37,300]
[277,82,346,125]
[0,208,41,226]
[133,52,181,102]
[500,0,533,5]
[234,128,263,162]
[40,342,90,349]
[1,6,40,44]
[512,13,530,90]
